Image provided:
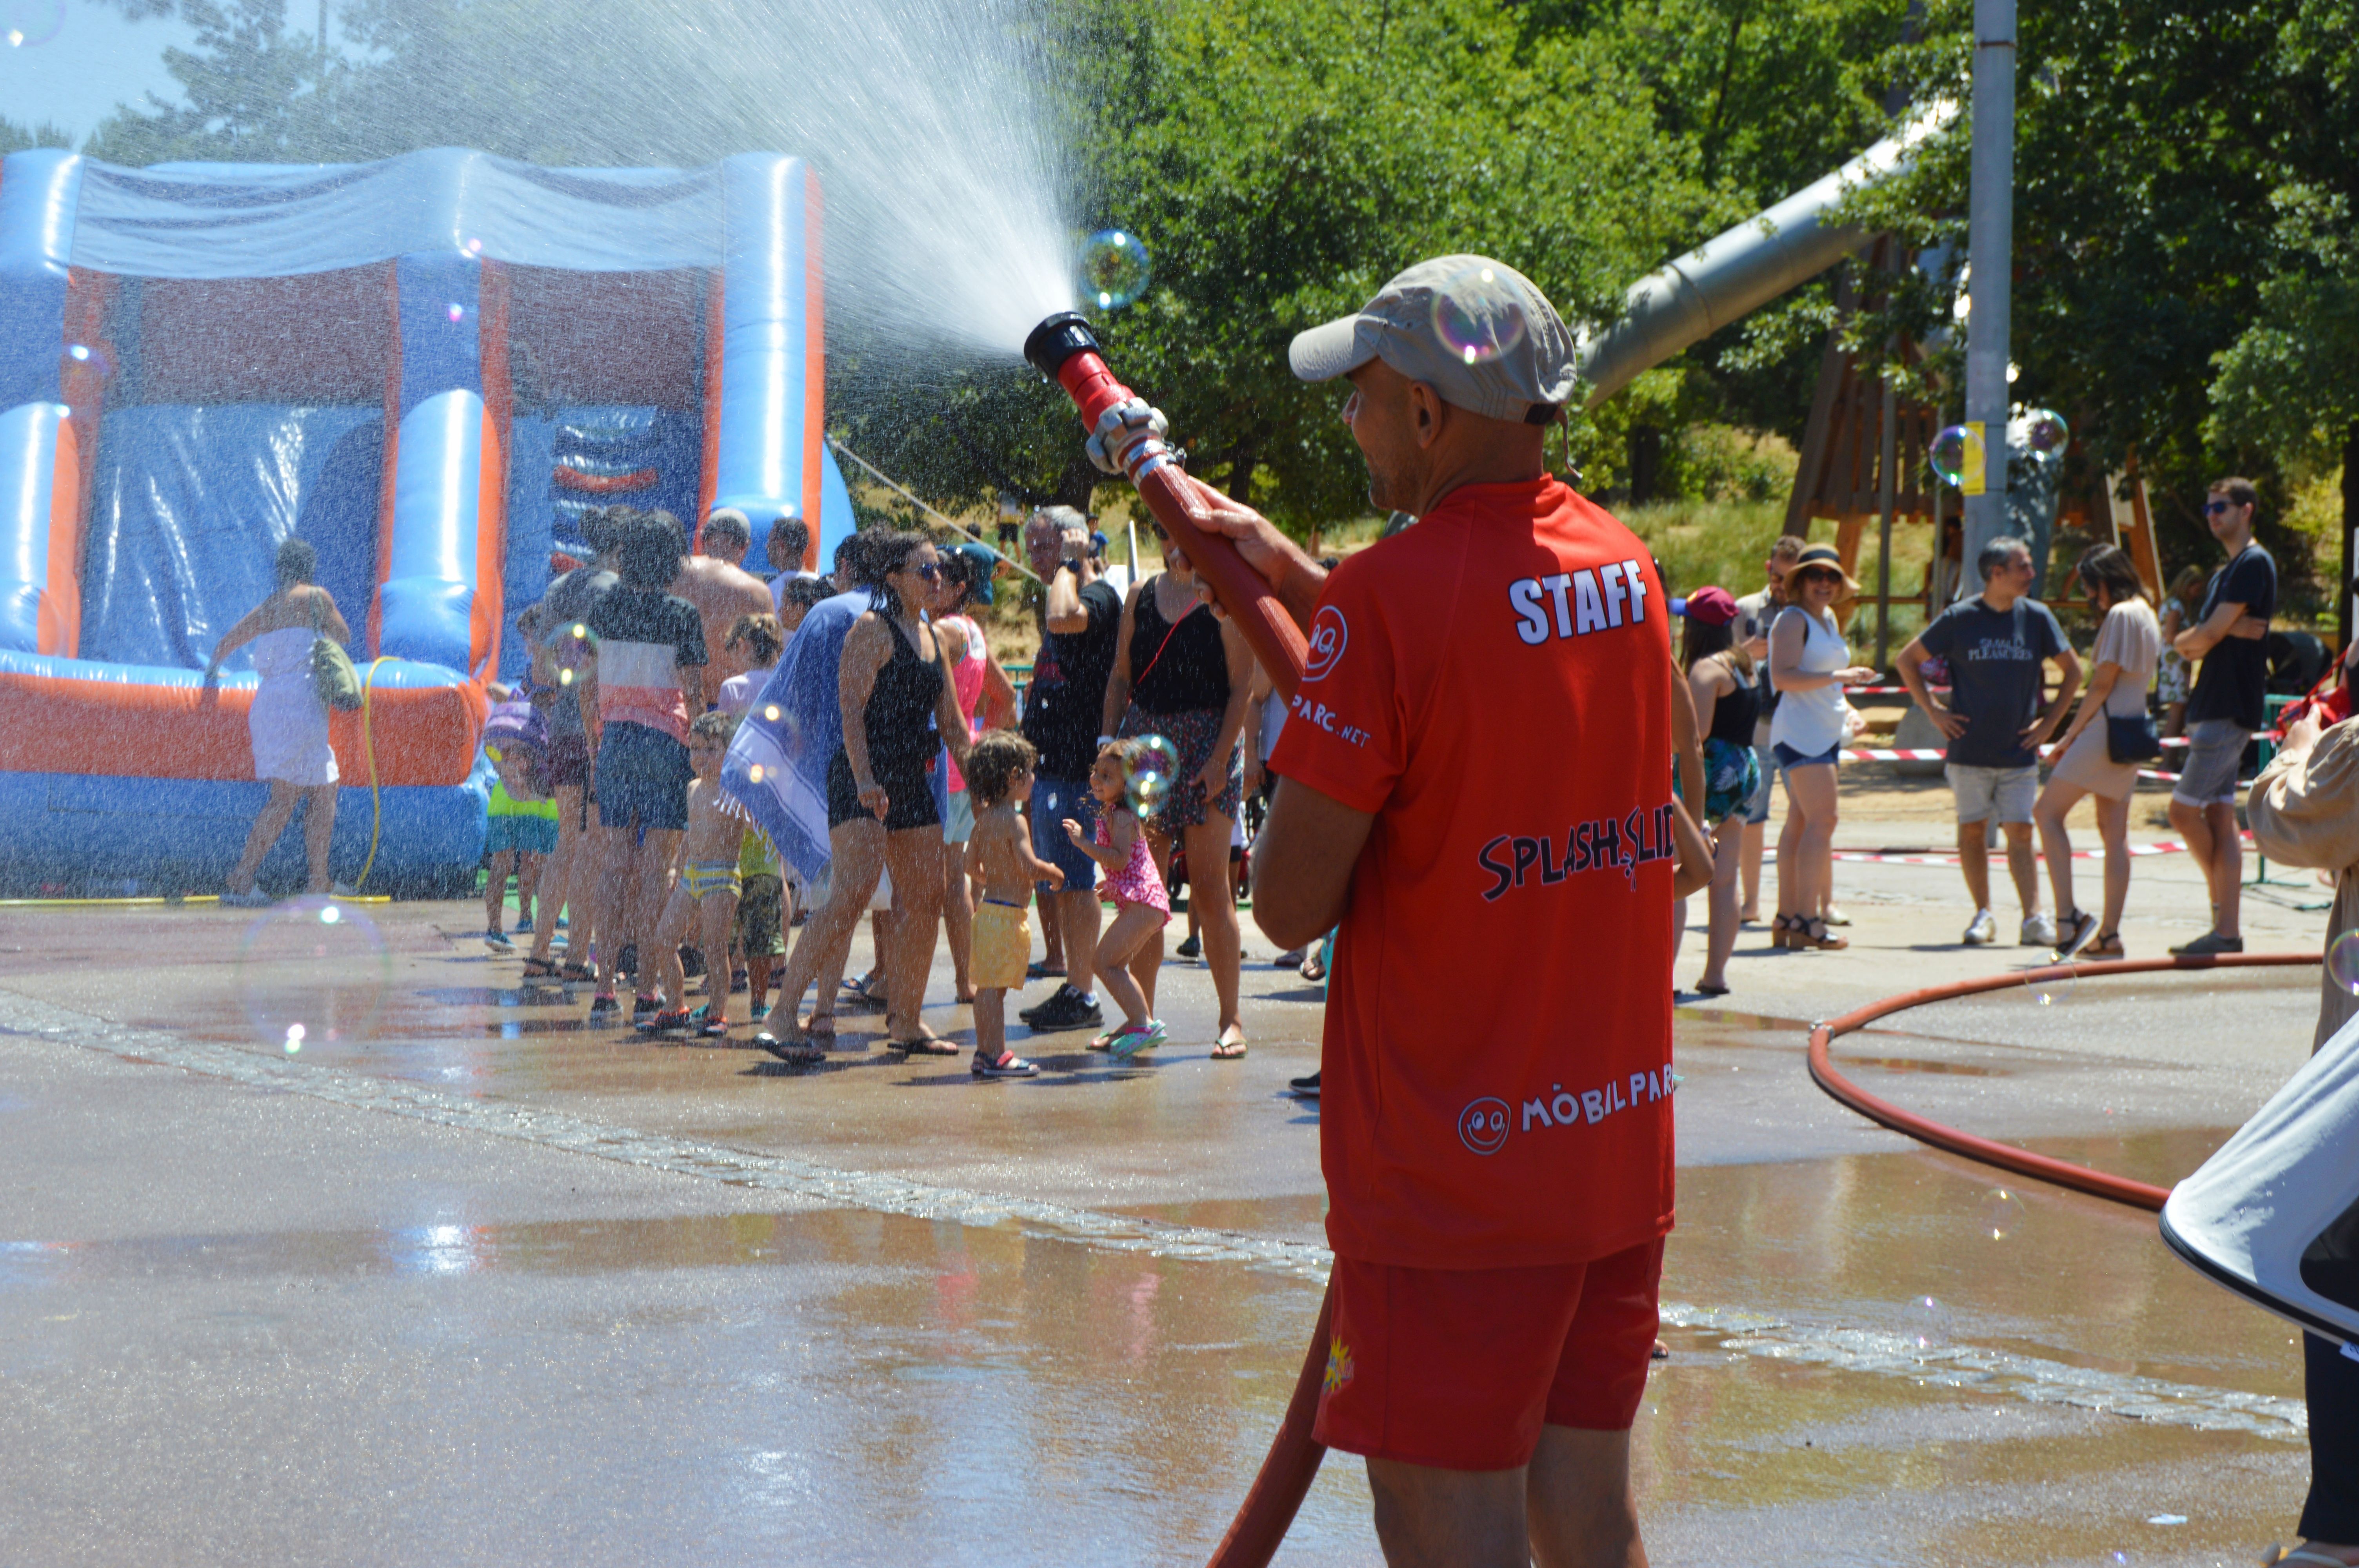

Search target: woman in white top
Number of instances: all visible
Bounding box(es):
[1767,544,1877,951]
[2035,545,2165,958]
[204,536,352,904]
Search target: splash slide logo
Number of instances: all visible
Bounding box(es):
[1302,605,1349,683]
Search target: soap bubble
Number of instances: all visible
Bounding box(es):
[236,897,391,1051]
[1127,768,1169,819]
[763,704,781,722]
[2023,407,2070,455]
[1079,229,1151,311]
[5,0,64,46]
[462,236,484,257]
[1977,1186,2028,1241]
[1430,265,1529,367]
[1906,1294,1950,1350]
[748,764,765,784]
[445,301,470,325]
[552,621,598,688]
[1929,424,1977,486]
[2021,962,2075,1008]
[1134,733,1180,781]
[2325,930,2359,995]
[61,343,114,385]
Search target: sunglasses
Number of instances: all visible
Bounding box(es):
[2203,499,2238,516]
[909,561,941,580]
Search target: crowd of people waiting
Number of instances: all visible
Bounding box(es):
[448,498,1296,1078]
[1672,474,2300,997]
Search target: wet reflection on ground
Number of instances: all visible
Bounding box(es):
[0,903,2320,1560]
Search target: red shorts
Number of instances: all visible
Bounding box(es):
[1312,1238,1663,1471]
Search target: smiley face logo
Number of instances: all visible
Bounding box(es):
[1302,605,1349,683]
[1458,1097,1510,1156]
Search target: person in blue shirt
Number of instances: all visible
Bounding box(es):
[1896,535,2083,949]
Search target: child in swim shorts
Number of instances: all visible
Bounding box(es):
[961,731,1064,1078]
[640,710,745,1038]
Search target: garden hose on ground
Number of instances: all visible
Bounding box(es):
[1807,951,2322,1211]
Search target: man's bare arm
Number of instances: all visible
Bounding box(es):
[1250,777,1376,951]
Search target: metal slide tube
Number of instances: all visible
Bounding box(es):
[1576,103,1955,408]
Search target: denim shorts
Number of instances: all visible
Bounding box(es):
[1773,740,1840,771]
[1030,772,1099,893]
[594,722,692,832]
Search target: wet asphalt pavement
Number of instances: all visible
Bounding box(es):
[0,836,2332,1563]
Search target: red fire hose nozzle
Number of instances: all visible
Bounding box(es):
[1025,312,1311,703]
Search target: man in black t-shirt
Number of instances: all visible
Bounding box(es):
[2168,477,2278,956]
[1018,505,1122,1032]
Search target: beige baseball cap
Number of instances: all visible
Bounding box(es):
[1288,255,1576,425]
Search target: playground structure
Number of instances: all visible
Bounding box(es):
[1573,103,2164,639]
[0,148,853,893]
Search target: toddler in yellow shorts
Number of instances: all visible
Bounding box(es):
[961,730,1065,1078]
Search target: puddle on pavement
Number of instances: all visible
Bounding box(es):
[1,1184,2308,1565]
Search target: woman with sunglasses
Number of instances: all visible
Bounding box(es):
[1099,521,1256,1057]
[1767,544,1878,950]
[757,530,971,1061]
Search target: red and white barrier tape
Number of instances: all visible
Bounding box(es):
[1834,747,2187,782]
[1759,829,2256,869]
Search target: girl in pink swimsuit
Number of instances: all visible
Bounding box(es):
[1062,739,1170,1059]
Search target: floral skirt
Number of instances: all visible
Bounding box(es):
[1119,704,1243,833]
[1674,737,1763,825]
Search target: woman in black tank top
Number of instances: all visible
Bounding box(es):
[1098,525,1255,1057]
[1680,593,1766,998]
[761,530,972,1059]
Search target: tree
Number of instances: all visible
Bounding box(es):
[1841,0,2359,607]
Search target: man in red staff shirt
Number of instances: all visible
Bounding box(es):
[1197,256,1685,1566]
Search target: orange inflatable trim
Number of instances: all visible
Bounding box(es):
[0,670,487,787]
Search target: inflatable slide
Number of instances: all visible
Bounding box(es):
[0,147,854,893]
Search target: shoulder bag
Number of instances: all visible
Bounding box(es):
[309,590,364,711]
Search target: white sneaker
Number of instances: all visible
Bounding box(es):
[2020,911,2057,947]
[1962,908,1997,946]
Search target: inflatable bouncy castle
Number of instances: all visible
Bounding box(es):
[0,148,852,892]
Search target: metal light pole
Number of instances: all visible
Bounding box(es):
[1961,0,2015,569]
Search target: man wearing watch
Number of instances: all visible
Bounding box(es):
[1018,505,1124,1032]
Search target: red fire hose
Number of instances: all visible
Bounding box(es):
[1026,311,1324,1567]
[1807,951,2321,1212]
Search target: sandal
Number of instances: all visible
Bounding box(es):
[636,1008,695,1037]
[1769,915,1795,950]
[754,1027,823,1066]
[689,1004,729,1039]
[561,961,598,983]
[840,975,888,1013]
[894,1035,962,1056]
[1801,917,1848,951]
[520,956,559,980]
[805,1014,837,1044]
[1211,1029,1249,1060]
[2083,930,2125,959]
[1692,980,1731,996]
[1299,955,1327,983]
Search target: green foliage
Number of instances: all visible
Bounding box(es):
[1843,0,2359,605]
[0,116,75,154]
